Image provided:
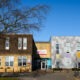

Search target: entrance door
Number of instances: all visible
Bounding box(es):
[41,60,47,70]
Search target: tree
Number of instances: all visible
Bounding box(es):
[0,0,49,34]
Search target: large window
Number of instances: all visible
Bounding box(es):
[5,37,9,50]
[18,38,27,50]
[23,38,27,50]
[18,56,27,66]
[5,56,14,66]
[18,38,22,50]
[56,44,59,54]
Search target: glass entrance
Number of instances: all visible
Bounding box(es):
[41,60,47,70]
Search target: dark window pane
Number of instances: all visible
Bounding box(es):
[10,62,13,66]
[56,62,60,68]
[56,44,59,49]
[18,62,22,66]
[5,62,9,66]
[56,44,59,54]
[23,62,26,66]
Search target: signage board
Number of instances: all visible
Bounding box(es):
[37,50,47,55]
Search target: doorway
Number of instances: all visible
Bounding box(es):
[41,60,47,70]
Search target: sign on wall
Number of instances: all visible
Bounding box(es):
[37,50,47,55]
[64,53,71,58]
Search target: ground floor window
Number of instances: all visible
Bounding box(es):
[18,56,27,66]
[56,62,60,68]
[5,56,14,66]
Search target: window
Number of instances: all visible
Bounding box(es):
[56,61,60,68]
[5,56,14,66]
[18,38,27,50]
[18,38,22,50]
[77,42,80,51]
[5,37,9,50]
[0,57,2,66]
[56,44,59,54]
[23,38,27,50]
[18,56,27,66]
[65,42,71,53]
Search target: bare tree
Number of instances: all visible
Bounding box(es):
[0,0,49,34]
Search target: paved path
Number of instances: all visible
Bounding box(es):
[18,71,80,80]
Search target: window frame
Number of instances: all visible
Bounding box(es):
[56,43,59,54]
[18,56,27,66]
[77,42,80,51]
[23,38,27,50]
[5,37,10,50]
[18,37,22,50]
[65,42,71,53]
[5,56,14,66]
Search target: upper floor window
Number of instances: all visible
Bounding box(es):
[18,38,22,50]
[23,38,27,50]
[18,37,27,50]
[56,44,59,54]
[65,42,71,53]
[77,42,80,51]
[5,56,14,66]
[5,37,9,50]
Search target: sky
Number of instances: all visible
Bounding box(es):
[21,0,80,41]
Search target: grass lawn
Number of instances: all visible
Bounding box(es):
[0,78,18,80]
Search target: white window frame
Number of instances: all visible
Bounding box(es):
[23,38,27,50]
[18,38,22,50]
[5,37,9,50]
[5,56,14,66]
[18,56,27,66]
